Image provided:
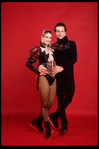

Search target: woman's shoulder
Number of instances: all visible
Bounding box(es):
[50,43,60,50]
[30,46,41,54]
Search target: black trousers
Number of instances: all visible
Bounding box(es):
[55,68,75,125]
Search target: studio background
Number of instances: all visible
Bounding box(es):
[1,2,98,116]
[1,2,98,146]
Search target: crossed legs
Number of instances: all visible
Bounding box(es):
[38,76,56,121]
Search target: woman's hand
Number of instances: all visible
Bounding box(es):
[38,65,48,76]
[54,65,64,74]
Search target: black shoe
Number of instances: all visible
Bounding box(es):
[31,116,44,132]
[44,121,51,138]
[49,113,59,128]
[60,123,68,135]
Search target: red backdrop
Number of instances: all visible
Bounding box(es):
[1,2,98,116]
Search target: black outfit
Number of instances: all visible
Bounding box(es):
[52,36,77,129]
[26,43,56,86]
[26,42,60,138]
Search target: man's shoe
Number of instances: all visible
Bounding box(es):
[60,123,68,135]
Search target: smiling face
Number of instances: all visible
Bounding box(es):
[55,26,66,39]
[41,33,52,46]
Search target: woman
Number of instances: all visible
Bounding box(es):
[26,30,59,138]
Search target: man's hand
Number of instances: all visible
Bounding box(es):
[38,64,48,76]
[55,65,64,74]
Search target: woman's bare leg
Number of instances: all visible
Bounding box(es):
[47,78,56,110]
[38,76,49,121]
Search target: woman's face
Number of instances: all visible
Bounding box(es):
[41,33,52,45]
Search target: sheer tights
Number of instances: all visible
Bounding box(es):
[38,76,56,122]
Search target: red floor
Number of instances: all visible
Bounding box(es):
[1,113,98,146]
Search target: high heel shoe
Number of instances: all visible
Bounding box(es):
[49,113,59,128]
[44,121,51,138]
[31,116,44,132]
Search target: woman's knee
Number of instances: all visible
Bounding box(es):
[48,100,54,108]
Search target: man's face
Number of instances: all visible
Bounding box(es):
[55,26,66,39]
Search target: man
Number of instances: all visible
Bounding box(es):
[38,22,77,135]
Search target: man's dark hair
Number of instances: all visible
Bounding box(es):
[54,22,67,32]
